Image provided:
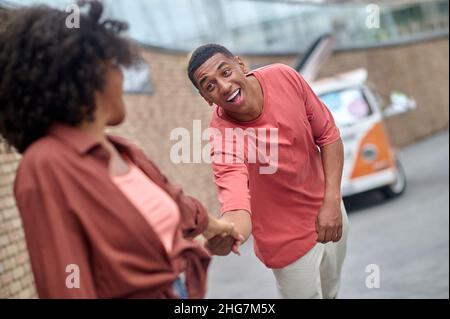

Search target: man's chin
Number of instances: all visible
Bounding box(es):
[222,103,246,114]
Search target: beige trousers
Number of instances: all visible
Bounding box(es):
[272,201,349,299]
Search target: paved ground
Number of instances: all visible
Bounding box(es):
[206,129,449,299]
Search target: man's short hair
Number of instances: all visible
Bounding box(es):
[187,43,234,88]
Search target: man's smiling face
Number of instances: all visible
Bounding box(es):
[193,53,252,116]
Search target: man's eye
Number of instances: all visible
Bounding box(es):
[207,83,215,91]
[224,70,231,77]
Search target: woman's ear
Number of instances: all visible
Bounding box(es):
[236,56,249,74]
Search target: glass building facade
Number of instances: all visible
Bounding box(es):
[4,0,449,53]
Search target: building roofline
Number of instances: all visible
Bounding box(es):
[136,30,448,57]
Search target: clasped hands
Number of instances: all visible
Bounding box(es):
[203,217,244,256]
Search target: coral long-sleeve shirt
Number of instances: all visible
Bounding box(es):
[209,64,341,268]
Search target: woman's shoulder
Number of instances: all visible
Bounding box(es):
[14,135,69,191]
[20,135,66,166]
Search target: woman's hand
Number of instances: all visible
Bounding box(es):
[205,235,242,256]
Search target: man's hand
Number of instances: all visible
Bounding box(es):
[316,198,343,243]
[318,139,344,244]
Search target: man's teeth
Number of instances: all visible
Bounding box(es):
[227,89,240,102]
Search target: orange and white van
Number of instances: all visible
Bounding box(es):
[311,69,407,198]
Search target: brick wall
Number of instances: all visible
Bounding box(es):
[0,36,448,298]
[0,146,36,298]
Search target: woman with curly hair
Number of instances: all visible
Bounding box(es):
[0,1,242,299]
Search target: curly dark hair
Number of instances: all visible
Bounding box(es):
[0,0,138,153]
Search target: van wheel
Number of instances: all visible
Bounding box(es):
[382,158,407,198]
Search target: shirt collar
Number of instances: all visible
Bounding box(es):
[47,123,133,157]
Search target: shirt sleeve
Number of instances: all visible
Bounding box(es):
[169,182,210,239]
[210,126,252,216]
[285,65,341,147]
[14,187,98,299]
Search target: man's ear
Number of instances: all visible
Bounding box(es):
[236,56,249,74]
[199,90,214,106]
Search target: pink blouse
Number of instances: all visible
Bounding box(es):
[112,161,181,253]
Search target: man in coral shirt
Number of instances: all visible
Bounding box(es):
[187,44,349,299]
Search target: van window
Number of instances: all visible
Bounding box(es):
[319,88,372,127]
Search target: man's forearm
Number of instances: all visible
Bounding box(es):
[320,138,344,202]
[221,209,252,244]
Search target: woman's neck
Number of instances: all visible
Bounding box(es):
[78,120,109,146]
